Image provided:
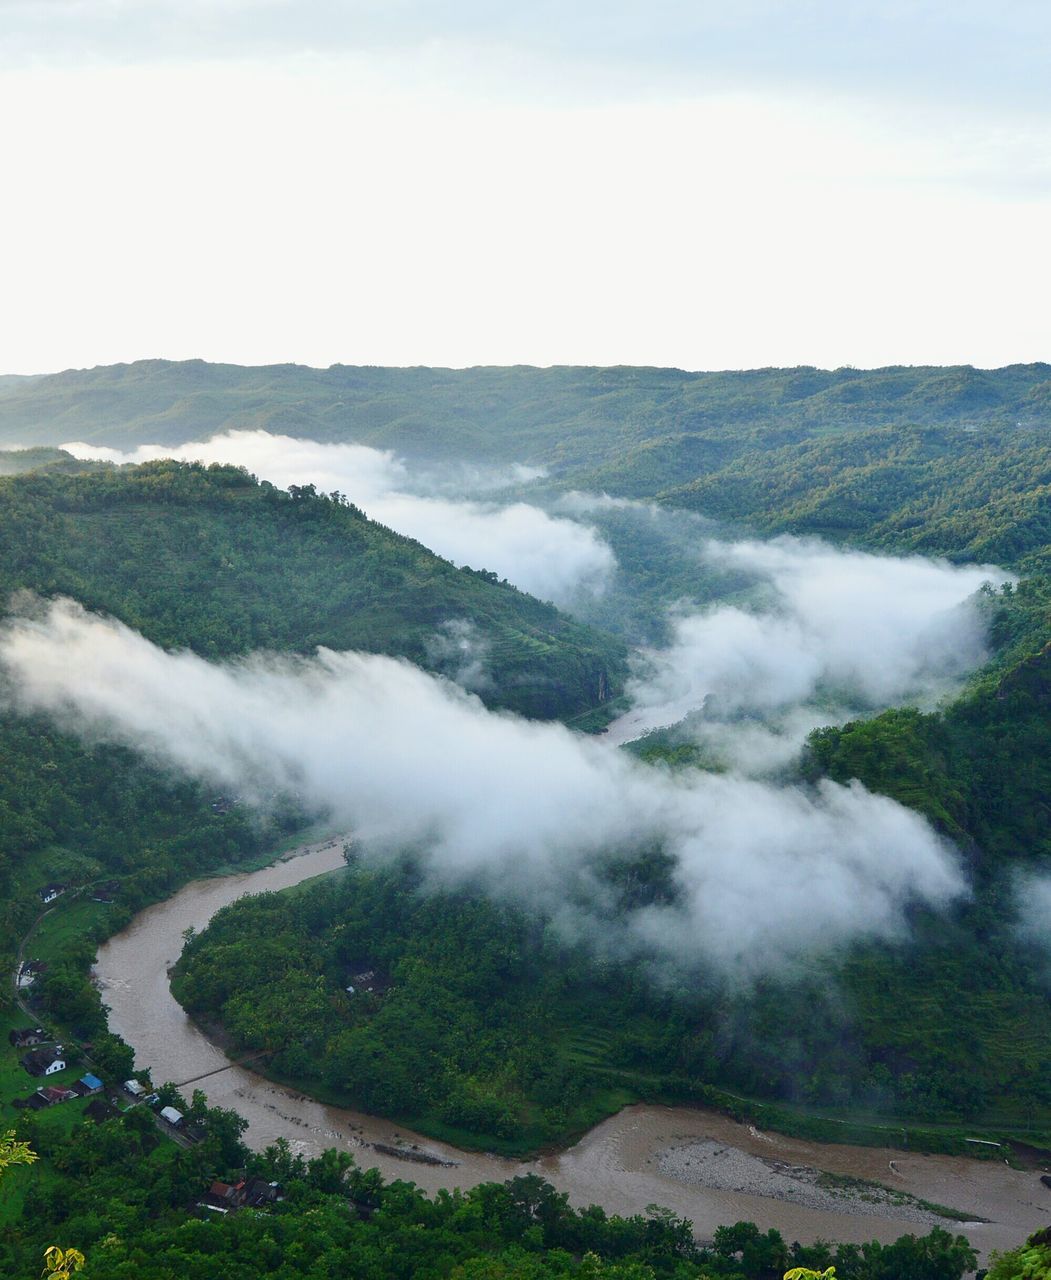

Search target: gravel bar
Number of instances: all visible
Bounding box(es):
[658,1139,966,1227]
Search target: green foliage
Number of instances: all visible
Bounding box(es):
[987,1228,1051,1279]
[174,866,580,1150]
[0,460,625,721]
[1,360,1048,465]
[2,360,1051,1275]
[173,858,1051,1148]
[0,1094,983,1280]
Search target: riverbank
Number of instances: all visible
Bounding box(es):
[657,1137,975,1229]
[94,840,1051,1264]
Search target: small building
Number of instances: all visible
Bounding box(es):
[26,1085,77,1109]
[160,1105,184,1128]
[9,1027,47,1048]
[345,966,389,996]
[207,1180,247,1210]
[91,879,121,904]
[17,960,48,989]
[42,1086,77,1105]
[243,1179,282,1207]
[75,1073,103,1096]
[22,1049,66,1077]
[124,1079,147,1098]
[39,883,67,905]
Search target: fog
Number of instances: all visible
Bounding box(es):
[8,437,1009,975]
[63,433,614,605]
[619,536,1006,768]
[0,597,966,979]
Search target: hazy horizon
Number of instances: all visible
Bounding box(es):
[5,353,1051,381]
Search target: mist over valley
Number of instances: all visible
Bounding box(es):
[1,363,1049,1279]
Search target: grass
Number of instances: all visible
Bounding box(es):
[0,1003,93,1234]
[814,1171,981,1223]
[28,898,113,967]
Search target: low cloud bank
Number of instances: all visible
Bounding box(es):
[0,598,966,979]
[63,432,613,605]
[621,536,1006,768]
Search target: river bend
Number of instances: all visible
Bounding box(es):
[95,838,1047,1263]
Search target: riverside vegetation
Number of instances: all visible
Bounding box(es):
[1,360,1050,1275]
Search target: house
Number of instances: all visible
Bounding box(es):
[91,880,121,904]
[75,1073,103,1096]
[207,1180,247,1210]
[124,1079,147,1098]
[346,966,389,996]
[9,1027,47,1048]
[160,1105,184,1128]
[39,883,67,905]
[22,1049,66,1077]
[42,1086,77,1105]
[25,1085,77,1110]
[203,1179,281,1212]
[243,1179,282,1207]
[17,960,48,989]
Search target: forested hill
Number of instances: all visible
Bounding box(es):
[1,359,1049,467]
[0,459,626,721]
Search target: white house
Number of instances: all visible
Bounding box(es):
[23,1049,66,1077]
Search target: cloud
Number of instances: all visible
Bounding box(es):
[618,535,1006,765]
[424,619,493,693]
[0,597,966,979]
[63,432,615,605]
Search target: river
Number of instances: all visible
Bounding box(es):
[95,838,1047,1264]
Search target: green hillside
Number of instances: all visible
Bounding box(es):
[0,364,1048,1280]
[1,359,1049,468]
[0,459,625,720]
[0,457,624,1022]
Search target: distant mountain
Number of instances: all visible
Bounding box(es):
[1,359,1049,469]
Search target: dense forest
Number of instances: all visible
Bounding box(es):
[0,360,1049,465]
[0,460,625,718]
[172,837,1051,1152]
[0,1111,980,1280]
[0,457,624,946]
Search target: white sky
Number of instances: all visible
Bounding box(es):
[1,2,1049,373]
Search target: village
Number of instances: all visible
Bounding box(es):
[4,875,287,1222]
[6,1018,288,1216]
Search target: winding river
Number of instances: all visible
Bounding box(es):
[95,838,1047,1264]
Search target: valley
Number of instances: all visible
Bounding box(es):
[2,359,1050,1279]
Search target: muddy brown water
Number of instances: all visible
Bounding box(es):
[95,838,1048,1263]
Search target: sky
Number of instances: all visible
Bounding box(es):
[2,1,1049,373]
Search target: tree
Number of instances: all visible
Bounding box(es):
[0,1130,37,1176]
[42,1246,85,1278]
